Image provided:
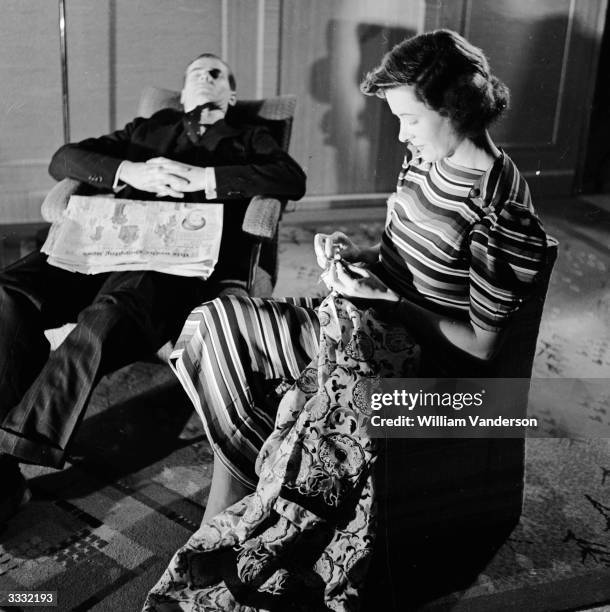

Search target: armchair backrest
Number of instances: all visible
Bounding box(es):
[489,241,558,378]
[137,86,296,152]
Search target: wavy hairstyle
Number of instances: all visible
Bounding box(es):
[360,29,509,137]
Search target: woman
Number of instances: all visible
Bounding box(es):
[145,29,552,611]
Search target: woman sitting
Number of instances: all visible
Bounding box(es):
[144,29,552,611]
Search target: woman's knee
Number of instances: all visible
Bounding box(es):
[192,294,259,319]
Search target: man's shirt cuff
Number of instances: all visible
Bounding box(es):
[204,167,217,200]
[112,161,127,192]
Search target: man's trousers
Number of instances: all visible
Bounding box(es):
[0,250,211,468]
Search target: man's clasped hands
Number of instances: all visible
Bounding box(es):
[117,157,211,199]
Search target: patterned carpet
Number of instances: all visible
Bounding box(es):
[1,197,609,611]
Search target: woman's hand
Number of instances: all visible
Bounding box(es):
[326,261,399,302]
[313,232,363,270]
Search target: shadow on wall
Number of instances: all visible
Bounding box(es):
[309,22,414,202]
[582,7,610,194]
[470,8,596,198]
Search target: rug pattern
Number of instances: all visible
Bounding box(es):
[1,200,609,611]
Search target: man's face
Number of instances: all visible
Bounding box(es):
[180,56,236,113]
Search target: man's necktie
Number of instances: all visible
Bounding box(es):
[183,103,217,143]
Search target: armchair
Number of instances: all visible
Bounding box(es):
[42,90,298,351]
[364,243,559,608]
[41,88,298,297]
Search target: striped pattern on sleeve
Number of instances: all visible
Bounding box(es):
[379,150,552,331]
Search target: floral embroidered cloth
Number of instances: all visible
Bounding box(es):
[143,294,420,611]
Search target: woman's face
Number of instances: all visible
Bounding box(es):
[385,85,461,163]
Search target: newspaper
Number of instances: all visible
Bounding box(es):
[41,195,223,278]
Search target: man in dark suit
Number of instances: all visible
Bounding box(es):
[0,53,306,522]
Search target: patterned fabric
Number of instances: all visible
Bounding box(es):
[144,294,420,611]
[146,150,554,610]
[170,296,322,488]
[380,150,551,331]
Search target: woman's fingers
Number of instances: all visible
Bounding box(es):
[314,233,330,269]
[325,232,347,258]
[330,232,362,262]
[325,233,339,260]
[343,263,369,278]
[334,263,358,293]
[314,232,362,270]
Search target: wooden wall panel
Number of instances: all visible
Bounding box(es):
[0,1,63,222]
[1,0,607,224]
[425,0,608,196]
[67,0,113,142]
[226,0,260,98]
[0,2,63,163]
[463,0,572,147]
[263,0,282,97]
[279,0,422,202]
[113,0,223,129]
[1,0,225,224]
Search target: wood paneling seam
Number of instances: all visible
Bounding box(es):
[552,0,576,146]
[221,0,228,64]
[256,0,266,98]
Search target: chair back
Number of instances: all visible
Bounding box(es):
[376,239,559,538]
[137,86,296,152]
[489,240,558,378]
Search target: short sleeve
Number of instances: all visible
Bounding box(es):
[468,198,549,332]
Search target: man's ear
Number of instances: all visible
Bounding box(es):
[228,91,237,106]
[179,88,186,107]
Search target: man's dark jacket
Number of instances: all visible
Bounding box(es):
[49,108,306,282]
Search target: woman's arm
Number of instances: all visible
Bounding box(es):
[393,295,502,362]
[331,263,503,362]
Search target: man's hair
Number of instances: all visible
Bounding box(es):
[360,29,509,137]
[185,53,237,91]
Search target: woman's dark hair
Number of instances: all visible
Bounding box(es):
[360,29,509,136]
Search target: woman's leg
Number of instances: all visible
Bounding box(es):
[171,295,321,511]
[203,454,251,521]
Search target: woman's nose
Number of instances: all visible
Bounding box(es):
[398,125,410,142]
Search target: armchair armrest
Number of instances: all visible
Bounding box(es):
[41,178,82,223]
[241,196,282,295]
[241,196,282,241]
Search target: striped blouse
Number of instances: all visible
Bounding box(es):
[377,149,551,331]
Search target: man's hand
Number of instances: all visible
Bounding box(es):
[117,160,189,198]
[146,158,208,194]
[314,232,362,270]
[324,261,399,302]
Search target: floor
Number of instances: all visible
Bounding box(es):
[0,194,609,611]
[275,196,610,380]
